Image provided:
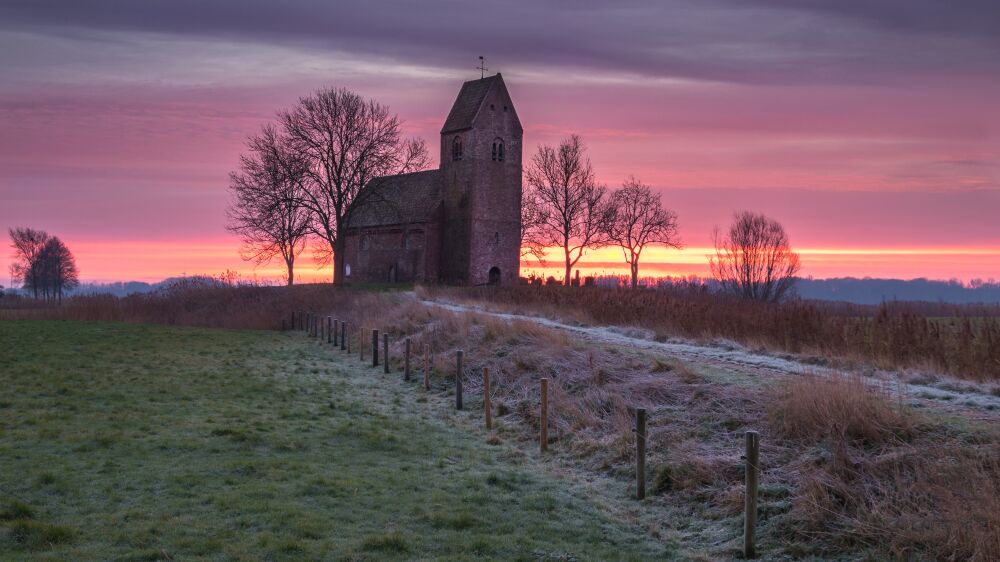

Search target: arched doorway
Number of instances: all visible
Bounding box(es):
[488,267,501,285]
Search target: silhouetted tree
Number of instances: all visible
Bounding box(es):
[227,124,312,285]
[525,135,612,285]
[607,177,681,288]
[710,211,800,302]
[520,188,548,264]
[8,227,50,299]
[29,237,79,302]
[280,88,428,283]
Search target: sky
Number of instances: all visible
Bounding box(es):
[1,0,998,284]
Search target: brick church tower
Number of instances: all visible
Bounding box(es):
[342,74,522,285]
[438,74,523,285]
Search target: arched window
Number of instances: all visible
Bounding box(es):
[492,138,505,162]
[452,136,463,161]
[360,234,371,251]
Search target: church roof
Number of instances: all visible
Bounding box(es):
[348,169,442,229]
[440,74,502,134]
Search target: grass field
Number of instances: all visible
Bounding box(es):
[0,320,667,561]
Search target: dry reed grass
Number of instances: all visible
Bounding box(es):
[769,372,917,446]
[421,284,1000,381]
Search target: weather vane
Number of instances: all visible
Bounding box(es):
[477,56,488,79]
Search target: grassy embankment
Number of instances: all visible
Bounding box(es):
[0,320,666,561]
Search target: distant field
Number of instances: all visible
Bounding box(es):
[0,320,665,561]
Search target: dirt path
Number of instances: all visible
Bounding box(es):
[418,297,1000,417]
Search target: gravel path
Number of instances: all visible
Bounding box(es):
[419,297,1000,417]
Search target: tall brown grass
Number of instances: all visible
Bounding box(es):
[769,373,916,446]
[424,285,1000,381]
[769,373,1000,561]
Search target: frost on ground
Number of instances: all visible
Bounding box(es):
[420,296,1000,415]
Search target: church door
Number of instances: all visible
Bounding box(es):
[488,267,501,285]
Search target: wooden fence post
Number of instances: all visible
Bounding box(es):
[340,321,347,351]
[319,318,324,341]
[305,312,310,334]
[383,333,389,374]
[359,328,364,361]
[484,367,492,430]
[455,350,464,410]
[333,319,338,346]
[540,378,549,453]
[404,338,411,381]
[372,329,379,368]
[423,346,430,391]
[636,408,647,500]
[744,430,760,559]
[327,317,332,343]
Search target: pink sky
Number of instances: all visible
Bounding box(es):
[1,1,998,284]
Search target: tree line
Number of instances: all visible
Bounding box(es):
[7,227,79,302]
[229,87,799,302]
[521,134,800,301]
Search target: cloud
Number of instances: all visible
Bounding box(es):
[2,0,998,87]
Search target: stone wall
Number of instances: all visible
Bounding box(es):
[342,221,440,283]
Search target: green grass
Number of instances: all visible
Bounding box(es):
[0,320,667,561]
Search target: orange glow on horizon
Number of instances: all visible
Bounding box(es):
[2,238,996,286]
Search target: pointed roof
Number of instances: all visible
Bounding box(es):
[440,74,504,134]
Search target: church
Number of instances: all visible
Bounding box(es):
[342,73,522,285]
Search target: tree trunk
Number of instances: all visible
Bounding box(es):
[285,258,294,286]
[564,246,572,287]
[631,261,639,288]
[333,234,346,285]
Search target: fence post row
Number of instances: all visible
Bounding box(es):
[383,333,389,374]
[404,338,411,381]
[540,378,549,453]
[744,430,760,559]
[455,350,464,410]
[636,408,647,500]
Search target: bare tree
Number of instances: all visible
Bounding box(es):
[710,211,800,302]
[607,177,682,288]
[227,125,312,285]
[520,188,548,265]
[25,236,79,302]
[525,135,612,285]
[279,87,428,283]
[8,227,50,299]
